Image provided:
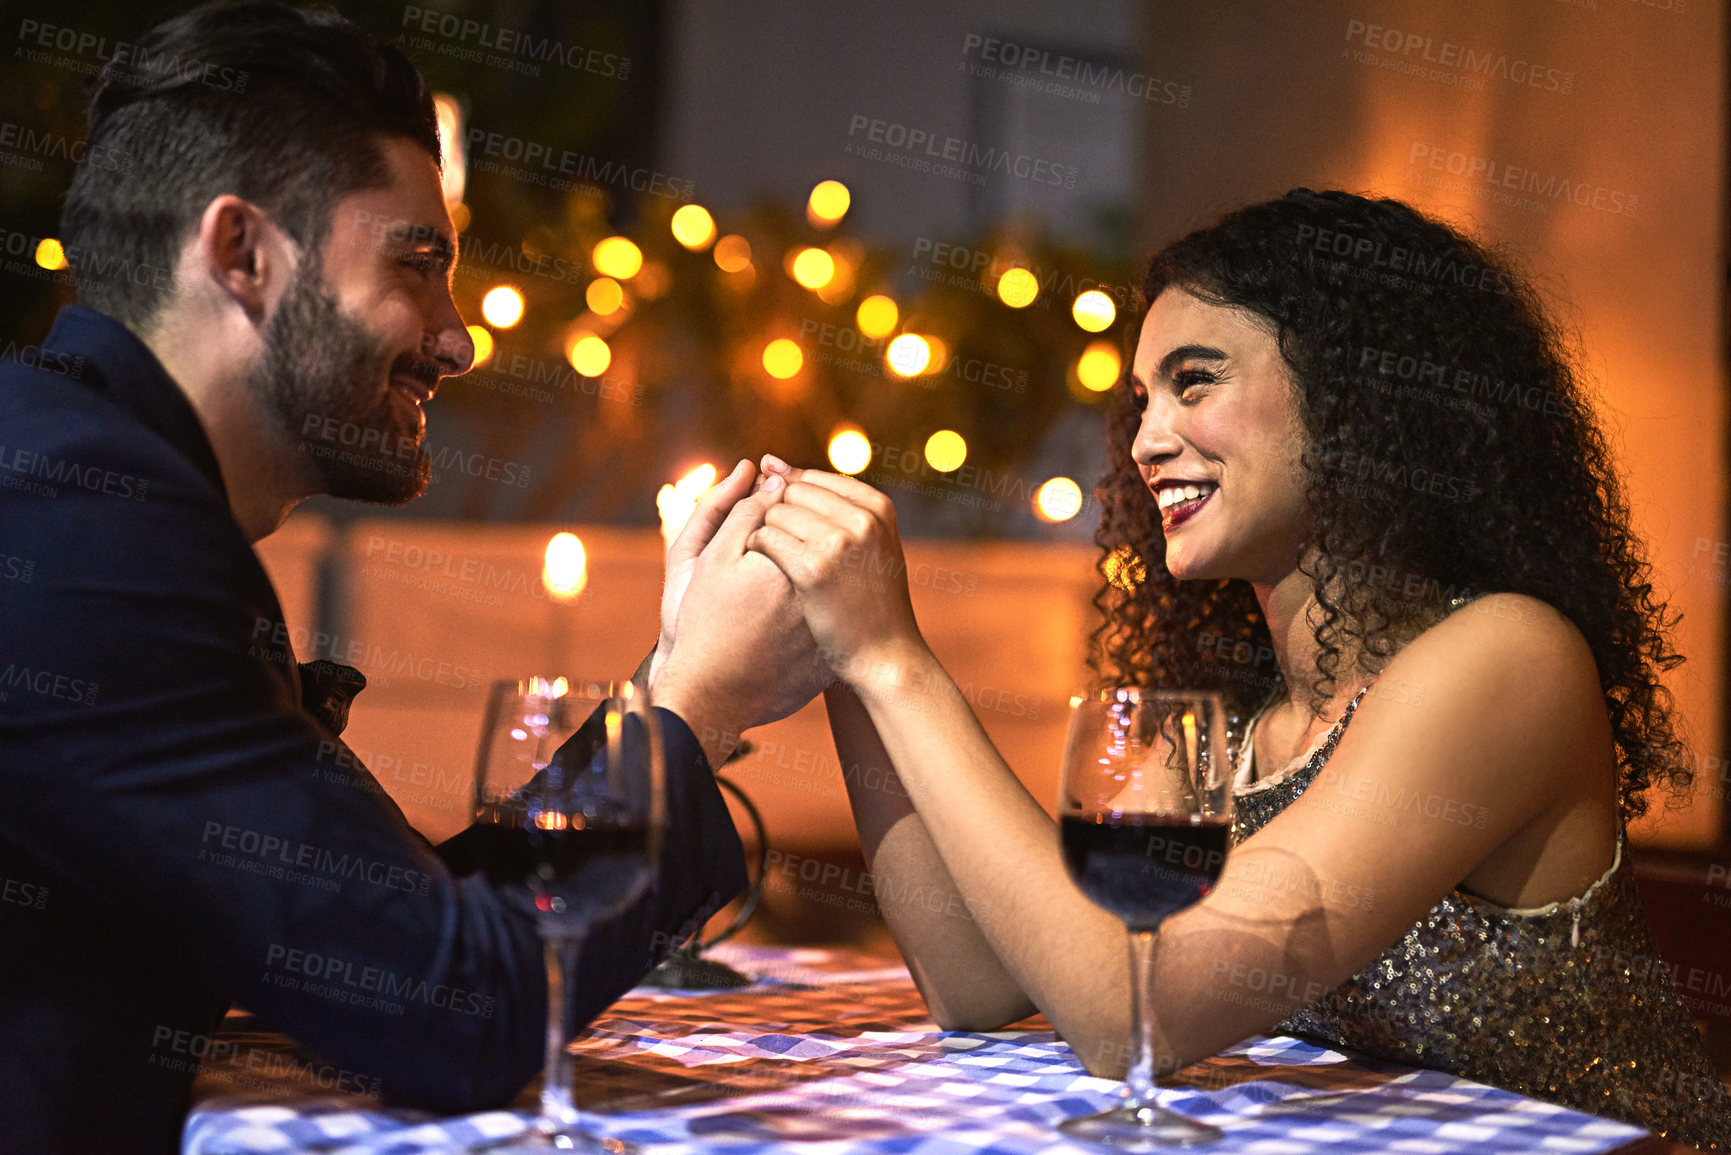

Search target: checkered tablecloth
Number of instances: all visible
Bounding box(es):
[183,945,1651,1154]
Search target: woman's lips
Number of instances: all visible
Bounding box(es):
[1161,488,1213,532]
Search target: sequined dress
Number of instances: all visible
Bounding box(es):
[1231,685,1731,1149]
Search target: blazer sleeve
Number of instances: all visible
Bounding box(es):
[0,435,747,1112]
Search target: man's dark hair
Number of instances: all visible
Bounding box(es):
[59,1,441,330]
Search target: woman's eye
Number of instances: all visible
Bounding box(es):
[1174,369,1218,398]
[1126,379,1149,408]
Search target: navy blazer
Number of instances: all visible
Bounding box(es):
[0,307,748,1154]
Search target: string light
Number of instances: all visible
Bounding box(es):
[568,334,611,377]
[1035,477,1084,522]
[857,295,898,338]
[670,204,716,250]
[924,430,967,473]
[886,334,932,377]
[592,236,643,280]
[713,234,752,272]
[762,338,804,379]
[481,286,524,328]
[996,267,1038,308]
[1076,340,1121,391]
[1072,290,1116,332]
[789,247,835,290]
[807,180,851,226]
[828,427,872,474]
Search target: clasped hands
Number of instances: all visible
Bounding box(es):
[648,455,927,768]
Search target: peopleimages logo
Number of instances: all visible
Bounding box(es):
[845,115,1078,189]
[958,34,1192,106]
[1406,143,1637,217]
[1343,19,1574,93]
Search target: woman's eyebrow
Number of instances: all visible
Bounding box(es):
[1157,343,1228,378]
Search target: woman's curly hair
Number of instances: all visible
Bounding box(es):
[1090,188,1689,821]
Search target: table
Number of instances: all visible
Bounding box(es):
[183,945,1674,1154]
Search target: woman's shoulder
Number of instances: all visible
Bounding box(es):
[1372,591,1608,776]
[1410,593,1593,667]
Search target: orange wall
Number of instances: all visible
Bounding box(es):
[257,519,1098,853]
[1139,0,1725,845]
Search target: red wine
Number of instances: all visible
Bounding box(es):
[474,803,652,929]
[1061,814,1228,930]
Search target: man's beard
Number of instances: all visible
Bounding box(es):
[251,260,432,504]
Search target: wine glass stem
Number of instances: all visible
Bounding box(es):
[1125,928,1160,1112]
[539,931,586,1133]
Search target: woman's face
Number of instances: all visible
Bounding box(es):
[1130,287,1312,586]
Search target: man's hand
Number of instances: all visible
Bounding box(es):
[652,468,834,769]
[648,459,757,688]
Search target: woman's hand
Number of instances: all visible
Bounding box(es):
[744,457,930,693]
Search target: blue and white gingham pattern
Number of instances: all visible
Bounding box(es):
[182,946,1650,1155]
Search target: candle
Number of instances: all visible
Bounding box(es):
[542,533,587,603]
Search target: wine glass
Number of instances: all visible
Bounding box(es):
[1058,688,1232,1149]
[472,676,665,1152]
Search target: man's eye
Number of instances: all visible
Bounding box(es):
[402,254,438,274]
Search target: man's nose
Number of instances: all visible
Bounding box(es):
[420,326,474,376]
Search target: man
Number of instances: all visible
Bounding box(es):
[0,4,826,1151]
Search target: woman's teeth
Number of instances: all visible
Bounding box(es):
[1157,483,1216,511]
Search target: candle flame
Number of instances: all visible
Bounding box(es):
[542,533,587,603]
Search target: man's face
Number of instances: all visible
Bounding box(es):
[253,136,472,503]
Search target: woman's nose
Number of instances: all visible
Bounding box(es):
[1131,392,1183,468]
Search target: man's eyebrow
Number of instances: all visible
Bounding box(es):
[1156,343,1227,379]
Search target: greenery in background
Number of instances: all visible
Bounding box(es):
[0,0,1131,537]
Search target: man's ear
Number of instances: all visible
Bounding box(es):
[195,195,294,324]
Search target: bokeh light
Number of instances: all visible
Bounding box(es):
[886,334,932,377]
[856,295,899,338]
[1035,477,1084,522]
[924,430,967,473]
[807,180,851,226]
[542,533,587,602]
[762,338,804,379]
[1072,290,1117,332]
[670,204,716,250]
[465,324,493,367]
[713,234,752,272]
[996,267,1038,308]
[585,277,625,316]
[828,427,872,474]
[657,463,718,548]
[480,285,524,328]
[592,236,643,280]
[789,247,835,290]
[1076,340,1122,392]
[34,238,66,271]
[567,334,611,377]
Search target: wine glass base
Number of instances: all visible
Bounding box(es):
[1059,1103,1223,1149]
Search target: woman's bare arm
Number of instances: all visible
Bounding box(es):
[825,683,1036,1029]
[748,469,1612,1075]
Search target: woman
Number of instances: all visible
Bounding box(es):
[742,189,1731,1148]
